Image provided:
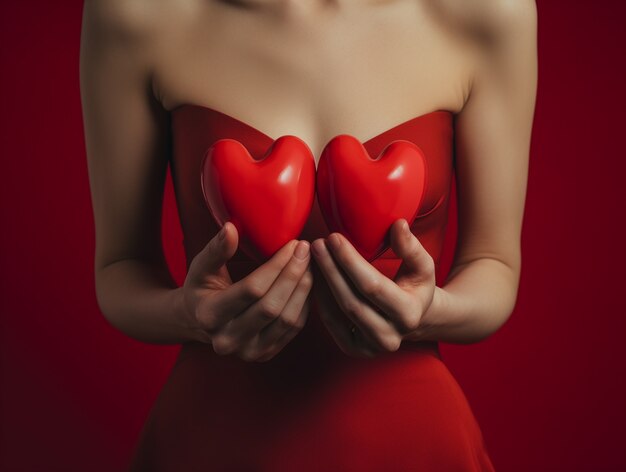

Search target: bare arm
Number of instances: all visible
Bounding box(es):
[80,0,195,344]
[413,0,538,343]
[80,2,314,356]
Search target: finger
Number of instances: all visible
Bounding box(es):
[313,272,361,356]
[256,268,313,347]
[324,228,426,339]
[351,325,385,358]
[188,221,238,286]
[313,263,384,358]
[311,238,400,351]
[218,240,311,343]
[389,219,435,289]
[322,231,413,321]
[249,292,313,362]
[208,239,299,329]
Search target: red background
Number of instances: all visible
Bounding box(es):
[1,1,625,471]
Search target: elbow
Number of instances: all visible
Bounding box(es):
[472,276,521,343]
[457,269,521,345]
[474,305,515,343]
[94,266,128,336]
[94,276,118,329]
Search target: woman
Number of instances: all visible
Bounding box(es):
[80,0,537,470]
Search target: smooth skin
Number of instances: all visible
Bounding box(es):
[80,0,537,362]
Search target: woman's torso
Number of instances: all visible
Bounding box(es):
[130,1,495,470]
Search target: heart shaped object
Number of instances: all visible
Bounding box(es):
[201,136,316,262]
[316,135,428,262]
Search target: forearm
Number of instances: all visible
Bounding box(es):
[95,258,203,345]
[410,257,520,344]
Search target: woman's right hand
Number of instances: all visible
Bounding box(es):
[181,221,313,362]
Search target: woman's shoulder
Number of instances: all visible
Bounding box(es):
[81,0,166,43]
[432,0,537,45]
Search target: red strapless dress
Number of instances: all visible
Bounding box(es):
[129,104,496,471]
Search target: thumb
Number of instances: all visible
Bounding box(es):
[390,219,434,287]
[192,221,239,277]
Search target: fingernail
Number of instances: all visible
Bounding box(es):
[327,233,342,250]
[311,240,326,257]
[294,241,310,259]
[218,224,227,240]
[403,220,411,237]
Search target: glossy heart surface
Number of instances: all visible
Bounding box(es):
[316,135,428,262]
[201,136,316,262]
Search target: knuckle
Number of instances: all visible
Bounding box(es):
[361,277,383,298]
[257,299,282,320]
[282,264,304,283]
[398,310,421,333]
[244,280,266,301]
[195,306,219,332]
[212,335,236,356]
[341,300,362,319]
[416,252,435,277]
[423,258,436,278]
[299,271,314,289]
[198,315,220,334]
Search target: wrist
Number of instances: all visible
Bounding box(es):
[173,286,211,344]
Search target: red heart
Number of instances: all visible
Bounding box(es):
[316,135,428,262]
[201,136,316,262]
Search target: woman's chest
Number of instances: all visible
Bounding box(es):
[151,0,474,156]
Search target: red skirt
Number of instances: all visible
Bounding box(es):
[129,304,495,472]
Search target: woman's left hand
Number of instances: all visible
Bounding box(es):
[310,218,435,358]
